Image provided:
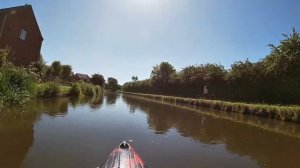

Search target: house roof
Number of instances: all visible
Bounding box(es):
[75,73,91,80]
[0,4,43,40]
[0,4,30,13]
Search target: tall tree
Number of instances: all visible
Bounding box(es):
[132,76,138,82]
[91,73,105,86]
[50,61,62,77]
[106,77,119,92]
[60,65,73,81]
[151,62,176,85]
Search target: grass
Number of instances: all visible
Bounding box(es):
[123,92,300,123]
[59,85,71,96]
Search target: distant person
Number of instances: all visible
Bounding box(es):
[203,85,208,98]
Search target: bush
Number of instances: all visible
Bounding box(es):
[36,82,60,98]
[69,82,102,97]
[59,86,71,95]
[69,83,82,96]
[0,67,36,106]
[81,83,95,96]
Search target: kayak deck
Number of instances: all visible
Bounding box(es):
[100,141,146,168]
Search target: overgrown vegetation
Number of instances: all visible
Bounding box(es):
[36,82,60,97]
[29,59,74,83]
[0,47,105,106]
[79,82,97,96]
[0,48,36,106]
[124,92,300,123]
[0,67,36,106]
[123,29,300,104]
[69,82,103,97]
[105,77,121,92]
[69,83,82,96]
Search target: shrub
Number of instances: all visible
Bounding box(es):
[0,67,36,106]
[69,82,102,97]
[36,82,60,98]
[82,83,95,96]
[69,83,82,96]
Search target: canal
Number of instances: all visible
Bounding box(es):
[1,94,300,168]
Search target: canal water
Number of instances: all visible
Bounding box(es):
[1,94,300,168]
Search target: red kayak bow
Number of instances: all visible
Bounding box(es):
[100,141,146,168]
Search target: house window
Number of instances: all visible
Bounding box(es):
[20,29,27,40]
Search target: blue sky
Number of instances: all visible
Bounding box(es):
[1,0,300,84]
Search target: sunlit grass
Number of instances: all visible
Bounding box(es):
[59,86,71,95]
[124,92,300,123]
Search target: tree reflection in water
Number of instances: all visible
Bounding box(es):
[0,95,106,168]
[105,93,119,105]
[90,95,104,110]
[0,106,40,168]
[41,97,70,116]
[122,94,300,168]
[69,94,105,110]
[1,94,300,168]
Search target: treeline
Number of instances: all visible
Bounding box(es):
[30,57,121,91]
[123,29,300,104]
[0,47,120,106]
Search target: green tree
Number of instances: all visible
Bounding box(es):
[50,61,62,78]
[122,28,300,104]
[91,73,105,86]
[229,59,257,83]
[106,77,119,92]
[151,62,176,85]
[60,65,73,81]
[260,28,300,103]
[132,76,138,82]
[180,64,226,84]
[228,60,263,100]
[264,28,300,77]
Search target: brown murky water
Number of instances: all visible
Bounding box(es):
[1,94,300,168]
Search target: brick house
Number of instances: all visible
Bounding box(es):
[0,4,43,66]
[74,73,91,82]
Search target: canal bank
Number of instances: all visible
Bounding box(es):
[123,92,300,123]
[123,94,300,139]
